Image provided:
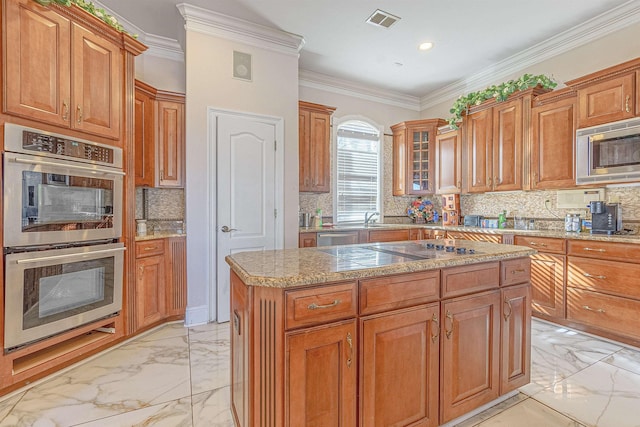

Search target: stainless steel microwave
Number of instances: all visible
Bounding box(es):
[576,117,640,185]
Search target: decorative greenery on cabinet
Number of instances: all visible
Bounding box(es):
[32,0,133,35]
[448,74,557,128]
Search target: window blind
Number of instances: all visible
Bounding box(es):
[336,121,381,224]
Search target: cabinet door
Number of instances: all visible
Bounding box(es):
[360,305,439,427]
[408,127,434,194]
[309,111,331,192]
[435,129,462,194]
[298,109,312,191]
[286,320,357,427]
[500,284,531,394]
[166,236,187,317]
[134,86,155,187]
[157,100,185,187]
[530,253,566,319]
[577,73,635,128]
[4,0,71,127]
[71,22,121,139]
[135,254,167,328]
[392,127,407,195]
[440,291,501,423]
[464,109,493,193]
[492,99,522,191]
[298,232,317,248]
[367,229,410,243]
[531,96,576,190]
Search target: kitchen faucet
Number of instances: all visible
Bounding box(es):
[364,211,380,225]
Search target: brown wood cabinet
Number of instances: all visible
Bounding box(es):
[134,80,185,188]
[166,236,187,317]
[360,304,440,427]
[4,0,121,140]
[299,101,336,193]
[391,119,446,196]
[435,125,462,194]
[567,57,640,128]
[530,88,577,190]
[446,231,502,244]
[231,257,531,427]
[135,240,167,328]
[366,228,421,243]
[514,236,566,319]
[298,232,317,247]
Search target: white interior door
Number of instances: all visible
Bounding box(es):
[216,114,277,322]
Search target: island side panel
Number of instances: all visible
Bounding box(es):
[231,271,251,427]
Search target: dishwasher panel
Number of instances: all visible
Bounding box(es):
[316,231,360,246]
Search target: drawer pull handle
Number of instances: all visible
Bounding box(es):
[528,242,547,247]
[144,247,158,251]
[511,269,526,274]
[583,272,606,280]
[431,313,440,343]
[626,95,631,113]
[445,310,454,339]
[503,296,513,321]
[308,299,341,310]
[583,247,606,252]
[582,305,606,313]
[346,332,353,368]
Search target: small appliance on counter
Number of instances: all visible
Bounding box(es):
[463,215,483,227]
[590,201,622,234]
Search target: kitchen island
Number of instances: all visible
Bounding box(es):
[226,240,535,427]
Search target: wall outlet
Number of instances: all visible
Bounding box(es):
[609,195,620,203]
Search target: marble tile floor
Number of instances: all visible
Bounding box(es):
[0,318,638,426]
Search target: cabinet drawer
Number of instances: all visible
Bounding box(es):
[359,271,440,316]
[367,229,410,243]
[568,240,640,263]
[285,282,357,330]
[514,236,565,254]
[135,239,165,258]
[567,288,640,340]
[501,258,531,287]
[442,262,500,298]
[447,231,502,244]
[567,257,640,300]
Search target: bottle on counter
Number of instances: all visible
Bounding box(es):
[498,210,506,229]
[315,208,323,227]
[136,219,147,236]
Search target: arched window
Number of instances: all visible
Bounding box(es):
[334,119,382,224]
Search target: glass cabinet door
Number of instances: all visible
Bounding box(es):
[411,129,431,193]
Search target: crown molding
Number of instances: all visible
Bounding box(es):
[92,0,185,62]
[299,69,421,111]
[419,0,640,110]
[176,3,304,57]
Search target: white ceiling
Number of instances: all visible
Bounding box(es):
[99,0,640,100]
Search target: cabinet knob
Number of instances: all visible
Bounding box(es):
[62,101,69,121]
[445,310,454,339]
[503,296,513,321]
[626,95,631,113]
[488,177,493,186]
[346,332,353,368]
[76,105,83,124]
[430,313,440,343]
[457,181,461,189]
[494,176,501,185]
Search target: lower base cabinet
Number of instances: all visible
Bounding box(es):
[286,320,357,427]
[231,258,531,427]
[360,304,440,427]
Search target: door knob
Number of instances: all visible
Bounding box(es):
[221,225,237,233]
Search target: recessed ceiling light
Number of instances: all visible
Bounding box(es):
[418,42,434,51]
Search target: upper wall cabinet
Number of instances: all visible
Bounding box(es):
[4,0,122,140]
[530,88,577,190]
[391,119,445,196]
[435,125,462,194]
[134,80,185,188]
[567,57,640,129]
[299,101,336,193]
[463,87,547,193]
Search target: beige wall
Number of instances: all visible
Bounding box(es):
[135,54,186,93]
[183,29,299,323]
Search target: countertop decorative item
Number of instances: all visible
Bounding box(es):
[407,197,434,223]
[447,74,557,128]
[32,0,134,36]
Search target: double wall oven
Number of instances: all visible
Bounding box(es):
[3,124,125,351]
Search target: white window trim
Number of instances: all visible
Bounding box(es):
[332,115,384,224]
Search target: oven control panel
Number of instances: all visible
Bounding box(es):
[22,131,114,164]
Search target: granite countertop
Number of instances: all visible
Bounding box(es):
[135,232,185,241]
[300,224,640,244]
[226,240,536,288]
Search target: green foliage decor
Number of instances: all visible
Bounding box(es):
[33,0,134,36]
[448,74,557,128]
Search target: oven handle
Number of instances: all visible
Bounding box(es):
[15,247,126,264]
[11,157,126,176]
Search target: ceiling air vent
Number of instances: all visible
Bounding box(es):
[366,9,400,29]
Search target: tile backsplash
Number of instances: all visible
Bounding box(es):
[135,187,185,234]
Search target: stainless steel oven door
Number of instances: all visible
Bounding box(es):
[4,242,125,350]
[3,152,124,247]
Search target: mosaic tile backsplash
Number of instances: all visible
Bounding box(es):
[135,187,185,233]
[299,134,640,231]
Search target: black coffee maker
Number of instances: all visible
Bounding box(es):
[590,201,622,235]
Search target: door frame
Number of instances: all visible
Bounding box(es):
[207,108,285,322]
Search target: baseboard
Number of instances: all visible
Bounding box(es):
[184,305,209,327]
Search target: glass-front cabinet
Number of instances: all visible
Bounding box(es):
[391,119,445,196]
